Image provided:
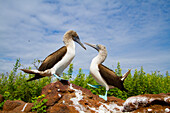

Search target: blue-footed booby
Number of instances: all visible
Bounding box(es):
[85,42,131,101]
[21,30,86,82]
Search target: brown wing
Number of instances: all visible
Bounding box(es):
[98,64,121,86]
[38,46,67,71]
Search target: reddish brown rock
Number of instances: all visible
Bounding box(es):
[0,111,26,113]
[3,100,25,111]
[41,81,124,113]
[0,94,4,103]
[13,103,33,112]
[107,96,125,106]
[49,104,79,113]
[133,105,170,113]
[57,93,75,105]
[123,93,170,112]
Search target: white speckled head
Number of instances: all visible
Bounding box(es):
[63,30,86,49]
[85,42,107,63]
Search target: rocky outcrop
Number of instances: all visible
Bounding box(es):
[2,100,33,112]
[42,81,124,113]
[123,93,170,112]
[0,81,169,113]
[3,100,25,111]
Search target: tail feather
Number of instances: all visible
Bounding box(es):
[20,69,39,74]
[121,69,132,82]
[20,69,43,82]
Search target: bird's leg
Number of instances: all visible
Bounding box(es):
[53,74,68,81]
[87,83,101,88]
[99,90,108,101]
[53,74,62,80]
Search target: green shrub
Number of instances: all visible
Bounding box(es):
[0,59,51,105]
[31,94,48,113]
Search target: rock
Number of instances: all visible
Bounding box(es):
[123,93,170,112]
[0,94,4,103]
[3,100,25,111]
[2,81,168,112]
[13,103,33,112]
[107,96,125,106]
[133,105,170,113]
[49,104,79,113]
[1,102,33,113]
[41,81,124,113]
[0,111,26,113]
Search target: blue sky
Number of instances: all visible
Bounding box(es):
[0,0,170,75]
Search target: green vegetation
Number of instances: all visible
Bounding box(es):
[0,59,169,110]
[32,94,48,113]
[0,59,51,110]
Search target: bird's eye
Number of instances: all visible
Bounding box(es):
[73,36,79,40]
[96,44,100,50]
[72,36,76,41]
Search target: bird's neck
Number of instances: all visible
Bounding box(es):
[66,40,75,54]
[91,51,107,65]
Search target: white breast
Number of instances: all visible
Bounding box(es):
[51,41,75,75]
[90,56,108,88]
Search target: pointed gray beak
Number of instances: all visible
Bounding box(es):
[84,42,99,51]
[74,37,86,50]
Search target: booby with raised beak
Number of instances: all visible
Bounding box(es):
[21,30,86,82]
[85,42,131,101]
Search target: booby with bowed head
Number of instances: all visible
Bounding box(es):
[21,30,86,82]
[85,42,131,101]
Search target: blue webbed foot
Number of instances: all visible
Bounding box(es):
[99,90,108,101]
[99,95,107,101]
[87,83,101,88]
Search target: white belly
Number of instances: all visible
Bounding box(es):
[54,51,75,75]
[51,41,75,76]
[90,63,109,90]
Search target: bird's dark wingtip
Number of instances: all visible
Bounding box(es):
[26,75,43,82]
[26,77,36,82]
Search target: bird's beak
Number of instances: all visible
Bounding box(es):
[84,42,99,51]
[74,37,86,50]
